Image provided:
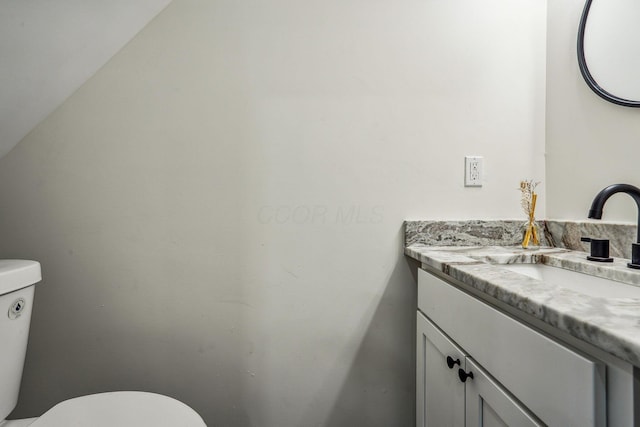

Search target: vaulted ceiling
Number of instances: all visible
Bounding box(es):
[0,0,172,159]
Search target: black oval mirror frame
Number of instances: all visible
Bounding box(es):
[577,0,640,108]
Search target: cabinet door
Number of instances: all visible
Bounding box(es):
[417,312,465,427]
[419,268,605,426]
[464,358,543,427]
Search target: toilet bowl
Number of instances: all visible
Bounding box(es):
[0,260,206,426]
[3,391,205,427]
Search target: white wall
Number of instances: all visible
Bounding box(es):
[0,0,171,159]
[546,0,640,222]
[0,0,546,425]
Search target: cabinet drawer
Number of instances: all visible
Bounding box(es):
[418,268,606,427]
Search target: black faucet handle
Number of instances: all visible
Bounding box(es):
[581,237,613,262]
[628,243,640,269]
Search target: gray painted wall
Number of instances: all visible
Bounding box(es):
[546,0,640,222]
[0,0,545,425]
[0,0,171,159]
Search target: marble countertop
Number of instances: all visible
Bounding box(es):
[405,243,640,366]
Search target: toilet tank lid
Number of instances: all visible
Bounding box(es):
[0,260,41,295]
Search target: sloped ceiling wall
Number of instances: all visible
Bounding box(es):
[0,0,172,159]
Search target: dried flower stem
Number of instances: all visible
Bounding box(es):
[519,180,540,248]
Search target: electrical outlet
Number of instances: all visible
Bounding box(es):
[464,156,483,187]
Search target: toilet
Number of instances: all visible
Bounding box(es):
[0,260,206,426]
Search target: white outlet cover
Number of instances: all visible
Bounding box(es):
[464,156,483,187]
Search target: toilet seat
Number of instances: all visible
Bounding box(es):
[29,391,206,427]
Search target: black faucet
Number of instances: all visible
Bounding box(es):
[588,183,640,268]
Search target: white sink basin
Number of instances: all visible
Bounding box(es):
[501,263,640,299]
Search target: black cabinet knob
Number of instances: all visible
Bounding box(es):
[458,368,474,383]
[446,356,461,369]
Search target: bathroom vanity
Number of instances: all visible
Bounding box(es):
[406,221,640,427]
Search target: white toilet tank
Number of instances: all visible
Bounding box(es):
[0,260,42,422]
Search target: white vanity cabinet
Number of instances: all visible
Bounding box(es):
[417,312,542,426]
[417,267,609,427]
